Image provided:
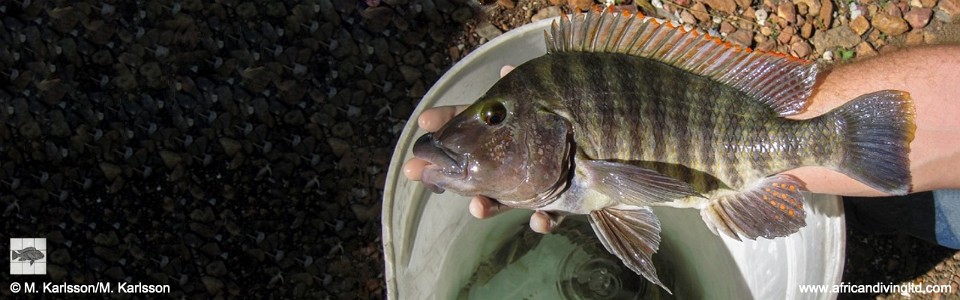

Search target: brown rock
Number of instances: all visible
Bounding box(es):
[728,29,754,47]
[720,21,737,33]
[935,0,960,23]
[532,6,562,22]
[793,0,820,16]
[801,21,814,38]
[905,30,925,45]
[850,16,871,35]
[690,2,711,22]
[760,26,774,36]
[778,2,798,23]
[736,0,752,9]
[568,0,594,11]
[497,0,515,9]
[905,8,933,28]
[704,0,738,14]
[872,14,910,35]
[818,0,833,27]
[921,0,938,8]
[778,27,796,44]
[791,40,812,58]
[549,0,565,5]
[757,39,777,51]
[797,2,809,15]
[885,2,904,17]
[811,25,861,52]
[855,42,878,58]
[680,10,697,24]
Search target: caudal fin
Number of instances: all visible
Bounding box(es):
[832,90,915,195]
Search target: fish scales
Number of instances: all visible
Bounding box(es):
[503,51,827,191]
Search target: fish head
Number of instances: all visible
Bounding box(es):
[413,95,572,204]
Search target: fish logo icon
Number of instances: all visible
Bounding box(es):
[11,247,45,265]
[9,238,46,275]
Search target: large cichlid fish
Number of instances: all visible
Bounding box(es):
[412,8,914,292]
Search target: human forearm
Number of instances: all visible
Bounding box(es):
[785,45,960,195]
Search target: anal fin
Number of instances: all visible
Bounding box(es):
[700,175,807,241]
[588,207,671,293]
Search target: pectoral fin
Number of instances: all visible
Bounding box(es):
[588,207,671,294]
[700,175,807,241]
[580,158,703,206]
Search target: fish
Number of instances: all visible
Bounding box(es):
[12,247,45,265]
[412,8,915,292]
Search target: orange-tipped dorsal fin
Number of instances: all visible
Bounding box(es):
[545,10,819,116]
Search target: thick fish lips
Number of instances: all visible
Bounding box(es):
[412,133,465,193]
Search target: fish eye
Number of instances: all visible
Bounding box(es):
[481,102,507,126]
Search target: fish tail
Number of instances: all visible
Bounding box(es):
[11,250,20,260]
[830,90,915,195]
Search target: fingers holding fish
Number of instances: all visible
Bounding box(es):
[499,65,515,78]
[417,105,468,132]
[529,211,562,234]
[468,196,512,219]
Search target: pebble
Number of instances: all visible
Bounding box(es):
[720,21,737,34]
[497,0,516,9]
[532,6,562,22]
[728,29,754,47]
[568,0,594,11]
[818,0,833,28]
[452,7,473,23]
[921,0,939,8]
[801,21,814,38]
[680,10,697,24]
[936,0,960,23]
[793,0,821,17]
[704,0,738,14]
[202,276,224,295]
[779,26,797,44]
[398,65,421,84]
[811,25,861,52]
[905,8,933,28]
[328,137,350,157]
[779,2,798,24]
[690,2,711,22]
[849,18,870,38]
[905,30,925,45]
[791,40,812,57]
[475,21,503,41]
[872,13,910,35]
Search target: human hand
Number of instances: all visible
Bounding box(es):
[402,65,561,234]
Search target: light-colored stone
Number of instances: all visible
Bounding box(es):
[905,8,933,28]
[850,15,871,35]
[532,6,562,22]
[905,30,925,45]
[475,21,503,41]
[793,0,821,16]
[801,21,814,38]
[818,0,833,28]
[704,0,738,14]
[567,0,594,11]
[872,13,910,35]
[680,10,697,24]
[720,21,737,33]
[855,41,878,58]
[690,2,711,22]
[935,0,960,23]
[810,25,861,52]
[778,26,796,44]
[728,29,754,47]
[790,40,810,57]
[778,2,798,23]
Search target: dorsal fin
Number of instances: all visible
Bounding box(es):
[546,7,819,116]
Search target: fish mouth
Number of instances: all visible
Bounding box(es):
[412,133,466,193]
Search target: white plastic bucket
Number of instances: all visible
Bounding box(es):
[382,17,845,300]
